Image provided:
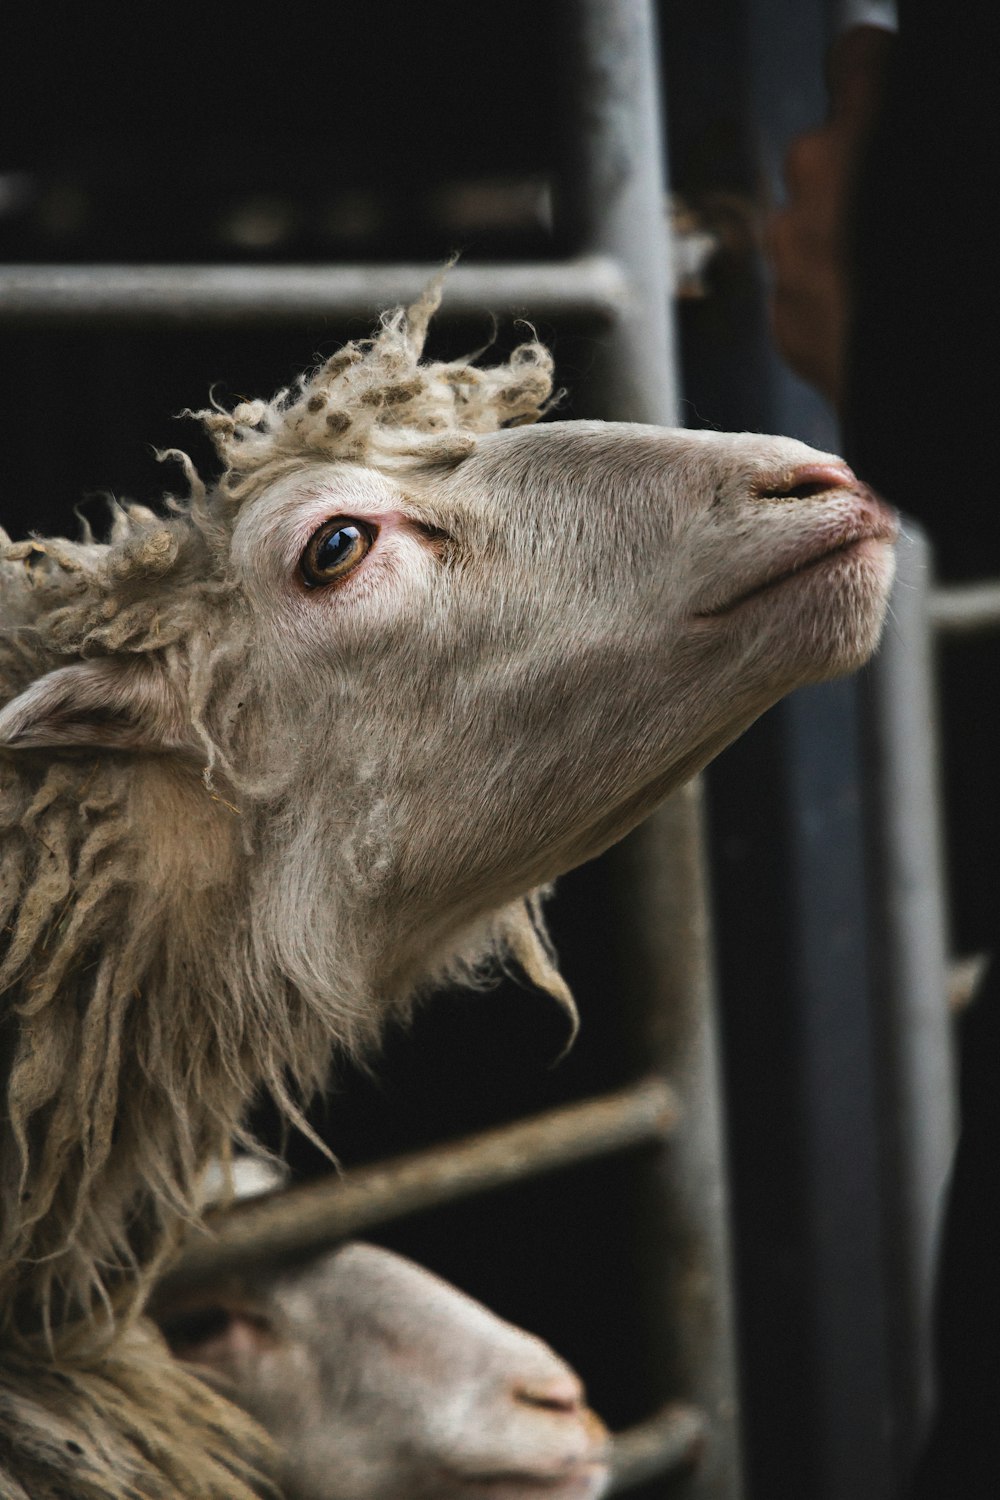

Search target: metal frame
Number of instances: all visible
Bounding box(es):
[1,4,743,1493]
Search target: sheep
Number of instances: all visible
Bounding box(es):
[149,1156,608,1500]
[158,1241,610,1500]
[0,280,897,1498]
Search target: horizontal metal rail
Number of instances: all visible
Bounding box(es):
[156,1077,678,1300]
[0,257,628,326]
[929,578,1000,636]
[608,1404,708,1493]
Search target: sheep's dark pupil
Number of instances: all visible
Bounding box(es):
[318,526,360,571]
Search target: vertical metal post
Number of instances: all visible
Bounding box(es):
[564,3,743,1493]
[613,788,745,1499]
[863,525,956,1458]
[562,0,679,425]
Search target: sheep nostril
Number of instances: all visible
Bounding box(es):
[752,461,856,502]
[514,1372,585,1414]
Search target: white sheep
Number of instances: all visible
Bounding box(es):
[0,282,896,1498]
[160,1241,609,1500]
[151,1157,608,1500]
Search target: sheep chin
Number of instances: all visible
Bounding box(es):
[774,534,897,678]
[698,529,896,680]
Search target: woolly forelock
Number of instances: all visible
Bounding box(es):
[192,276,555,505]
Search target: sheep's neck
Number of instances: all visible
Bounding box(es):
[0,752,246,1345]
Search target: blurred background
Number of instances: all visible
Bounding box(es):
[2,2,996,1497]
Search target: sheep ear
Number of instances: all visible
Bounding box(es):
[0,658,191,754]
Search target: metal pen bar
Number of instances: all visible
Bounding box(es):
[862,525,956,1462]
[0,257,626,326]
[928,578,1000,635]
[608,1405,709,1494]
[609,786,745,1500]
[561,0,678,424]
[156,1077,678,1299]
[565,0,744,1493]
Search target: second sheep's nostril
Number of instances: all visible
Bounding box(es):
[752,461,857,502]
[514,1372,586,1414]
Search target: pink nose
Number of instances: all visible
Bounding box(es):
[752,461,857,502]
[514,1370,586,1414]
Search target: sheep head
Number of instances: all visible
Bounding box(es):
[0,283,896,1333]
[164,1241,610,1500]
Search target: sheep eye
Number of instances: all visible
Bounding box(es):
[300,518,376,588]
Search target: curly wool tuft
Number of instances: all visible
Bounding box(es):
[190,275,555,504]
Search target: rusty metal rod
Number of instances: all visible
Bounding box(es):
[157,1077,678,1298]
[608,1404,708,1493]
[0,257,627,327]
